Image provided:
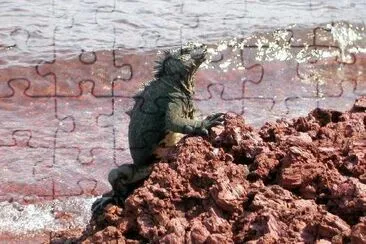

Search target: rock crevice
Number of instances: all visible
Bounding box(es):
[55,97,366,243]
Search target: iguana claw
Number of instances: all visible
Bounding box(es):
[205,112,225,126]
[195,112,225,136]
[205,112,225,121]
[91,196,115,215]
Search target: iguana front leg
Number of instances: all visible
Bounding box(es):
[165,101,224,135]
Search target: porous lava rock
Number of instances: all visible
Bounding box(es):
[57,97,366,243]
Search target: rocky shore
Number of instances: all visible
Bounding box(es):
[53,97,366,243]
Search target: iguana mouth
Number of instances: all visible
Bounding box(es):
[192,48,207,65]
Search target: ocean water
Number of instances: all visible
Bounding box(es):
[0,0,365,67]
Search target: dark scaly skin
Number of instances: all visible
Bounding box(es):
[92,42,224,213]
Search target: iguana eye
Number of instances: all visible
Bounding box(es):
[180,47,191,55]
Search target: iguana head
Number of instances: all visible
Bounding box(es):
[154,42,207,95]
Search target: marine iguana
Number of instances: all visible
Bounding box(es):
[92,42,224,213]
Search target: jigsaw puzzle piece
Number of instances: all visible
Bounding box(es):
[178,15,200,44]
[52,0,117,53]
[318,80,358,112]
[239,28,300,64]
[195,44,263,101]
[312,25,338,47]
[222,3,250,37]
[112,52,155,98]
[330,22,365,65]
[179,1,232,44]
[111,49,134,74]
[296,57,342,95]
[97,95,135,166]
[139,30,163,50]
[242,43,318,123]
[50,0,77,24]
[240,28,293,49]
[271,77,318,121]
[287,27,314,47]
[0,2,55,67]
[96,2,169,49]
[0,27,17,52]
[53,0,113,24]
[193,70,216,100]
[55,21,114,52]
[0,32,56,97]
[110,97,134,152]
[188,47,230,101]
[53,147,115,198]
[298,50,365,97]
[249,24,365,120]
[0,130,54,203]
[242,98,275,127]
[287,60,359,116]
[36,50,125,96]
[299,22,365,65]
[0,79,58,147]
[0,28,30,67]
[0,26,56,97]
[286,83,356,116]
[0,65,56,97]
[55,81,114,164]
[194,83,244,118]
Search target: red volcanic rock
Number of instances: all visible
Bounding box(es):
[58,97,366,243]
[351,217,366,244]
[233,185,351,243]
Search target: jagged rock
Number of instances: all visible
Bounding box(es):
[55,97,366,243]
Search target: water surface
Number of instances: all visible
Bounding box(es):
[0,0,365,67]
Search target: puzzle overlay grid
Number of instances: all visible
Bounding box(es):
[0,20,365,204]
